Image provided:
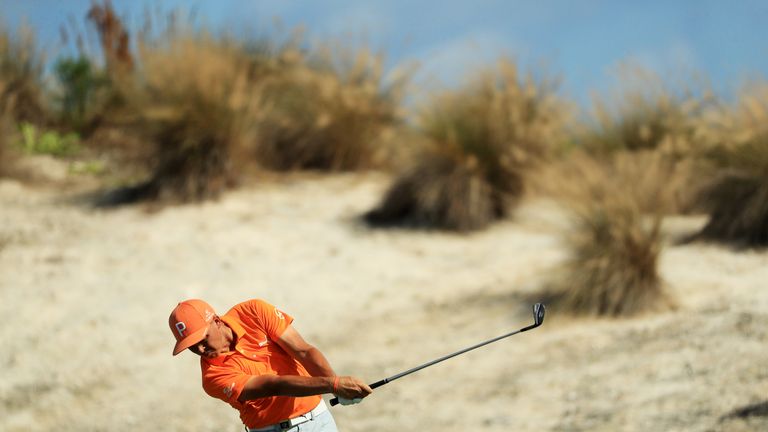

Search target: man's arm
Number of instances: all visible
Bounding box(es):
[275,326,335,377]
[236,325,372,403]
[237,374,372,402]
[237,375,333,402]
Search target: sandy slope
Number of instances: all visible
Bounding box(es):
[0,170,766,432]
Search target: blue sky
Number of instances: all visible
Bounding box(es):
[3,1,768,105]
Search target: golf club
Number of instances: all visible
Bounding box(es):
[330,302,546,406]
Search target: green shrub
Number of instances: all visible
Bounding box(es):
[54,56,109,133]
[18,122,80,157]
[366,58,570,231]
[68,159,106,176]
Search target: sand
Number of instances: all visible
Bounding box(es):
[1,164,767,432]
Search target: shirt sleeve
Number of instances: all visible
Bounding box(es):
[202,362,271,406]
[247,299,294,340]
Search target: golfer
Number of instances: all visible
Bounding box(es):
[168,298,372,431]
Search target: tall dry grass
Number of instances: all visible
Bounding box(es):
[253,43,408,171]
[365,58,570,231]
[87,0,134,77]
[545,152,676,317]
[0,24,47,124]
[0,106,12,176]
[82,5,408,203]
[114,30,256,203]
[0,62,12,177]
[581,66,709,157]
[0,23,47,178]
[56,4,260,203]
[574,66,714,214]
[693,82,768,246]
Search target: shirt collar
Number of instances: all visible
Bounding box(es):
[221,314,246,341]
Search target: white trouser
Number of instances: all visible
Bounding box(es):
[246,400,338,432]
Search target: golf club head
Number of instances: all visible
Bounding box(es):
[533,303,546,326]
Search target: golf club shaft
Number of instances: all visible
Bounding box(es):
[330,322,538,406]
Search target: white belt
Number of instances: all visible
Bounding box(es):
[247,399,328,432]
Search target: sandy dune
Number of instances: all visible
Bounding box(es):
[1,170,766,431]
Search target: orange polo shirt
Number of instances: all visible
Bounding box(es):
[200,299,322,429]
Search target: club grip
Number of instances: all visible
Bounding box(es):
[329,378,388,406]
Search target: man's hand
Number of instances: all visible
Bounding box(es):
[333,376,373,400]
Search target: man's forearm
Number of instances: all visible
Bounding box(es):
[239,375,333,402]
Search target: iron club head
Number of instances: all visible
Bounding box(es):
[533,303,546,326]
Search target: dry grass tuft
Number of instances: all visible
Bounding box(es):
[0,24,47,124]
[547,152,676,316]
[107,30,256,203]
[0,23,46,178]
[253,43,408,171]
[87,0,134,76]
[576,66,714,214]
[694,82,768,246]
[364,151,512,231]
[580,65,711,158]
[79,11,409,203]
[0,131,4,176]
[366,58,570,231]
[0,106,12,176]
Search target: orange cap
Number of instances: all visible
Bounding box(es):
[169,299,216,356]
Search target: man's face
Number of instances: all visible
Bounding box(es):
[188,317,231,358]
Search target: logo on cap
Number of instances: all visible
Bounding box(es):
[175,321,187,337]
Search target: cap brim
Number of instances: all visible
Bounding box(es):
[172,327,208,356]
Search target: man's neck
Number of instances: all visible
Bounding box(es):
[224,323,237,351]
